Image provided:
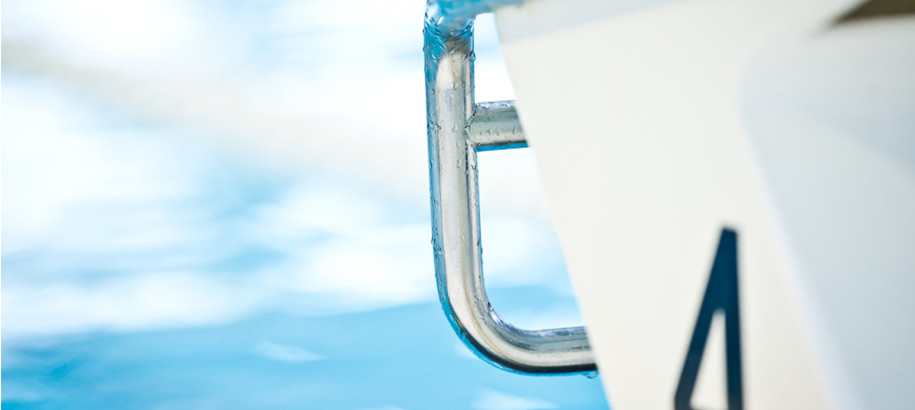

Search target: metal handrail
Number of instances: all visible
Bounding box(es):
[424,1,596,375]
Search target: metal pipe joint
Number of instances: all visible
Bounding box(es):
[423,2,596,375]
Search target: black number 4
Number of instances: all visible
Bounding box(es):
[674,228,744,410]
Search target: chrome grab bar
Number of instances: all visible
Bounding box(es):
[424,1,596,375]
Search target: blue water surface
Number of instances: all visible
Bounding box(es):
[2,1,609,408]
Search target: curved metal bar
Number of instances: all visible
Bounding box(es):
[425,0,524,36]
[424,2,596,375]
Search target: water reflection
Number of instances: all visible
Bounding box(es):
[2,1,608,408]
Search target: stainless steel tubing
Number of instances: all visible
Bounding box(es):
[468,101,528,151]
[424,2,596,375]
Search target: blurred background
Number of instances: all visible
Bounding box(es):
[1,0,609,408]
